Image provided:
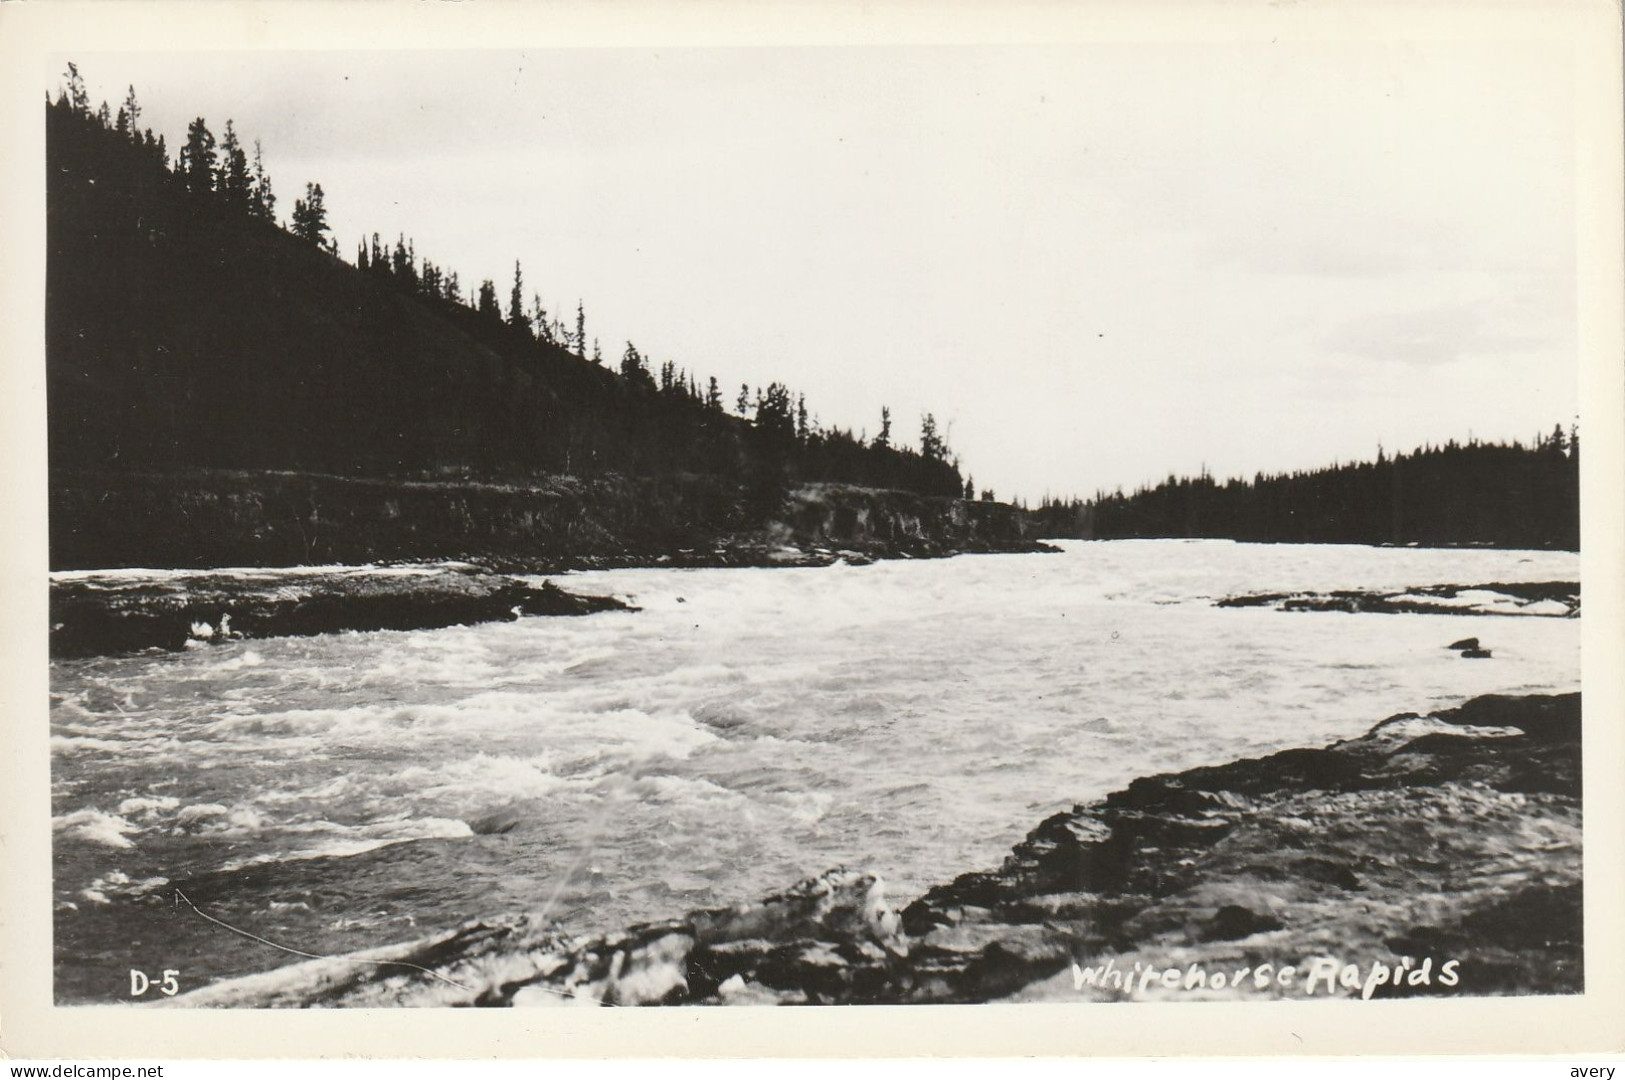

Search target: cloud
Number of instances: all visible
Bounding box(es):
[1324,298,1551,367]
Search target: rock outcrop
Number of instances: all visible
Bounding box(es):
[49,566,629,658]
[50,469,1051,573]
[162,692,1582,1006]
[1217,582,1579,618]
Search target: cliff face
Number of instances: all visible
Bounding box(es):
[50,469,1047,572]
[162,692,1581,1007]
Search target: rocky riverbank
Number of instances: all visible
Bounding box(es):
[49,566,630,658]
[49,469,1053,572]
[163,691,1582,1007]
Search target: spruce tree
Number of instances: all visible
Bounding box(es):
[477,279,500,319]
[509,261,530,333]
[250,140,276,221]
[920,412,945,462]
[64,63,89,115]
[290,182,329,244]
[179,118,217,196]
[219,121,252,211]
[121,85,140,139]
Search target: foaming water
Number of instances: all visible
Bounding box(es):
[50,540,1580,1001]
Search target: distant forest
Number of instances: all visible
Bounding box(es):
[1030,431,1580,550]
[46,67,967,500]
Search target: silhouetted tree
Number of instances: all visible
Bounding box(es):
[621,342,650,386]
[477,279,500,320]
[508,260,530,334]
[179,118,217,196]
[121,85,140,138]
[218,121,252,211]
[289,182,329,245]
[246,140,276,220]
[575,301,586,360]
[876,406,892,450]
[920,412,945,462]
[64,63,89,115]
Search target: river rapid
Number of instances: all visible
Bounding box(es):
[49,540,1580,1003]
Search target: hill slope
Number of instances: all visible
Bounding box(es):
[46,99,993,567]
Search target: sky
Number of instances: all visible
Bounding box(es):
[60,42,1580,502]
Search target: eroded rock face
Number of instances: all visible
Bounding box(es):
[160,693,1582,1007]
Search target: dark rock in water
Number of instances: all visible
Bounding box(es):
[1461,648,1493,659]
[1219,582,1579,619]
[1448,637,1480,651]
[468,812,522,837]
[49,568,630,659]
[162,692,1581,1006]
[1199,904,1284,942]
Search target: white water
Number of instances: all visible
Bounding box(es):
[49,540,1580,1000]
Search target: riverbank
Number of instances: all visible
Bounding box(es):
[49,469,1053,572]
[163,690,1581,1006]
[48,566,632,659]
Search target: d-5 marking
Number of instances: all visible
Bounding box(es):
[129,968,180,997]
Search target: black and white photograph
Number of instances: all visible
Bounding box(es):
[4,0,1623,1061]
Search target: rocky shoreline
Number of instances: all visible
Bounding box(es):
[48,566,631,659]
[49,469,1054,573]
[49,470,1058,657]
[163,691,1582,1007]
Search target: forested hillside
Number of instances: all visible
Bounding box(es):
[1029,432,1580,550]
[46,75,966,502]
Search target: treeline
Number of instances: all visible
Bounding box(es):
[1027,429,1580,549]
[46,66,967,501]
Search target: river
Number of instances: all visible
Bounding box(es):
[49,539,1580,1003]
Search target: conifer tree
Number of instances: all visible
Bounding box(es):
[876,406,892,450]
[179,118,217,196]
[121,85,140,138]
[532,295,553,344]
[621,342,644,382]
[575,301,586,360]
[509,261,530,334]
[218,121,252,211]
[290,182,329,244]
[250,140,276,221]
[64,63,89,115]
[920,412,945,462]
[477,279,500,319]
